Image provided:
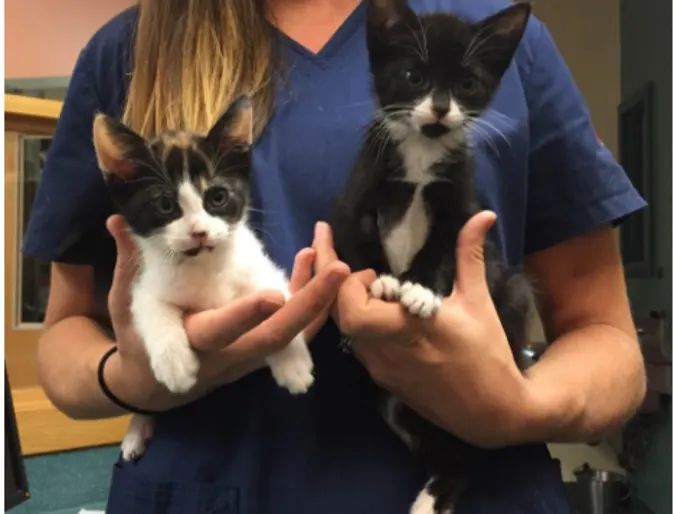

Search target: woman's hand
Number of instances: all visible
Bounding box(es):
[105,215,349,411]
[312,213,536,448]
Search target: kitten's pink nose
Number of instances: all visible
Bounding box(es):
[190,230,208,242]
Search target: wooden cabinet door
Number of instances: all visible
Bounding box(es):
[5,94,129,455]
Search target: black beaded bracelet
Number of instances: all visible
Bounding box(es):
[97,346,159,416]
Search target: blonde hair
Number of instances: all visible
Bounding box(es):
[122,0,274,139]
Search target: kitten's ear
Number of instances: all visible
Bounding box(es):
[469,3,532,74]
[203,95,253,152]
[92,114,147,180]
[367,0,415,31]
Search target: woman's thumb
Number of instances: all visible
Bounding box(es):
[453,211,497,297]
[107,215,138,321]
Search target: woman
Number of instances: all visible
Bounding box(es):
[24,0,646,512]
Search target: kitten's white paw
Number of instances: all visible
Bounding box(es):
[150,336,199,393]
[370,274,402,301]
[266,336,314,395]
[400,282,441,319]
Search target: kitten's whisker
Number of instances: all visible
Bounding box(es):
[124,157,171,186]
[247,223,282,248]
[116,247,143,274]
[463,23,492,65]
[468,123,501,159]
[466,39,508,65]
[340,100,377,110]
[379,103,415,112]
[372,122,394,164]
[406,17,428,63]
[246,207,280,215]
[470,117,511,148]
[414,12,430,62]
[485,109,515,122]
[367,124,387,161]
[391,40,426,62]
[463,110,515,131]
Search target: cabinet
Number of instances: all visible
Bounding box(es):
[5,94,129,455]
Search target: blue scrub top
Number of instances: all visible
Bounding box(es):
[24,1,645,513]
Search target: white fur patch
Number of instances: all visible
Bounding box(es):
[412,94,464,129]
[410,482,436,514]
[384,93,467,151]
[380,134,445,276]
[370,274,402,300]
[400,281,441,319]
[382,187,428,276]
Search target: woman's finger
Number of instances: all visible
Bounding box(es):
[289,248,316,294]
[452,210,496,300]
[290,248,330,341]
[106,214,139,326]
[335,270,410,337]
[230,261,350,360]
[185,291,286,351]
[312,221,339,273]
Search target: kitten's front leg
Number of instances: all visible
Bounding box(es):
[266,332,315,395]
[131,291,199,394]
[252,268,314,394]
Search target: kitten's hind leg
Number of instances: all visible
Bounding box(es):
[370,274,402,301]
[399,281,442,319]
[121,414,155,461]
[410,476,462,514]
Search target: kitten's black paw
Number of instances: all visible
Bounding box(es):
[400,282,441,319]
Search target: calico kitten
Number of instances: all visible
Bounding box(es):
[332,2,534,513]
[92,96,314,461]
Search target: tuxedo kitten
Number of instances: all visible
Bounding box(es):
[332,2,534,513]
[93,96,314,461]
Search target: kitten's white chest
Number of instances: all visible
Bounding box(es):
[138,252,248,312]
[381,137,445,276]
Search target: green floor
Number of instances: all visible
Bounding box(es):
[8,445,118,514]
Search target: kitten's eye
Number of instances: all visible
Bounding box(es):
[205,187,230,209]
[156,196,177,215]
[404,69,424,87]
[458,77,477,93]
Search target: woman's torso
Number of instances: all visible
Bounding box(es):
[35,1,571,512]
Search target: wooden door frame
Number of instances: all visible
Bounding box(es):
[5,94,129,455]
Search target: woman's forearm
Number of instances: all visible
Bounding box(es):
[37,316,210,419]
[521,323,646,443]
[38,316,129,419]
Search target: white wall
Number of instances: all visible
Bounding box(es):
[534,0,621,155]
[526,0,621,345]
